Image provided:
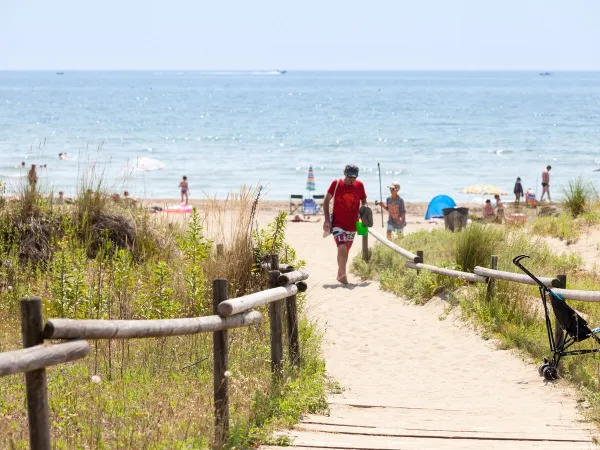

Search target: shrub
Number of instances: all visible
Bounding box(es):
[455,223,504,272]
[562,176,597,217]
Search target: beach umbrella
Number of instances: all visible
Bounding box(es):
[306,165,316,196]
[463,184,507,196]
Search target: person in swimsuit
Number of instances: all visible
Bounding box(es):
[179,176,189,205]
[483,199,495,221]
[323,164,367,284]
[540,165,551,202]
[28,164,38,191]
[494,194,505,224]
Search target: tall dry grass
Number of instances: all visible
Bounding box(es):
[0,181,325,449]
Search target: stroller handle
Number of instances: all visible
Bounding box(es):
[512,254,550,291]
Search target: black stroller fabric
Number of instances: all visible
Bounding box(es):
[549,291,591,342]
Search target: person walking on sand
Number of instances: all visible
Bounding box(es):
[323,164,367,285]
[380,182,406,239]
[513,177,524,208]
[540,165,551,202]
[28,164,38,191]
[179,176,189,205]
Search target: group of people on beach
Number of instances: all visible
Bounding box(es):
[483,165,553,223]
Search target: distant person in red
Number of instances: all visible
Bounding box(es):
[540,165,551,202]
[323,164,367,284]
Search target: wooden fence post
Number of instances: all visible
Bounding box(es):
[362,233,369,262]
[212,279,229,448]
[486,255,499,301]
[554,274,567,358]
[416,250,424,274]
[286,290,301,368]
[268,254,283,374]
[20,297,51,450]
[216,244,224,258]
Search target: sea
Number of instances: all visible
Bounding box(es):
[1,71,599,203]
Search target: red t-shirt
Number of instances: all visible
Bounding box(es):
[327,179,367,232]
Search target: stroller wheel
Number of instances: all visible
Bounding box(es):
[538,363,549,376]
[542,365,558,381]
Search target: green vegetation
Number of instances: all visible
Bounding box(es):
[562,176,598,218]
[352,224,600,421]
[0,184,326,448]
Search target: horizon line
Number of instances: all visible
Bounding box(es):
[2,68,600,73]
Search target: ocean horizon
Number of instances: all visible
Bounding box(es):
[1,70,599,203]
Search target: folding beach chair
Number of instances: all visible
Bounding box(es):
[513,254,600,380]
[302,198,319,217]
[313,194,325,214]
[289,195,303,214]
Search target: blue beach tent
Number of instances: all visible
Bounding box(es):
[424,195,456,220]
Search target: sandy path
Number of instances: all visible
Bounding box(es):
[259,211,597,449]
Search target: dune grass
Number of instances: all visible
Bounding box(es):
[352,224,600,421]
[0,183,326,449]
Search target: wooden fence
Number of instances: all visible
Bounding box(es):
[0,254,307,450]
[362,228,600,302]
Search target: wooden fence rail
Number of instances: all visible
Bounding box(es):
[363,234,600,303]
[0,254,308,450]
[0,341,89,377]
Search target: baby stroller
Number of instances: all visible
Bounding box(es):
[513,254,600,380]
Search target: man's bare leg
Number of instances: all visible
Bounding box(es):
[386,230,392,240]
[337,244,349,284]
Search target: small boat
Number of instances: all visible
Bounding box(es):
[56,72,64,75]
[539,72,551,76]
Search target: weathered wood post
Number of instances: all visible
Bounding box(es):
[486,255,499,301]
[216,244,224,258]
[416,250,424,274]
[285,289,301,368]
[362,233,369,262]
[20,297,51,450]
[212,279,229,448]
[268,254,283,374]
[554,274,567,357]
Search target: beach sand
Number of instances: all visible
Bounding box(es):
[145,197,597,447]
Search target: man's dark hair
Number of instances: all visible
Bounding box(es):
[547,165,552,170]
[183,176,187,180]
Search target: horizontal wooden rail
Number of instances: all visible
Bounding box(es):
[278,270,309,286]
[369,229,421,263]
[44,311,262,340]
[405,262,487,283]
[0,340,89,377]
[218,285,298,317]
[553,288,600,302]
[474,266,560,288]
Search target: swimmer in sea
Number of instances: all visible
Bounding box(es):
[58,153,68,160]
[179,176,189,205]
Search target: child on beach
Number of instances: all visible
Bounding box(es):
[494,194,505,224]
[483,199,495,221]
[179,176,189,205]
[513,177,523,208]
[380,182,406,239]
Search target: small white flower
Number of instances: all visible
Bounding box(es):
[91,375,101,384]
[224,371,232,378]
[7,286,12,291]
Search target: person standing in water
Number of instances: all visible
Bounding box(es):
[179,176,190,205]
[28,164,38,191]
[322,164,367,285]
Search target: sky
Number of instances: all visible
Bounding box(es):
[1,0,599,70]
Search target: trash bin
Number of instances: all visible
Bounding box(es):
[442,207,469,232]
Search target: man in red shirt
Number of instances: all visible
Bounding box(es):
[323,164,367,284]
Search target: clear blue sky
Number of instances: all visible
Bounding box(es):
[1,0,598,70]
